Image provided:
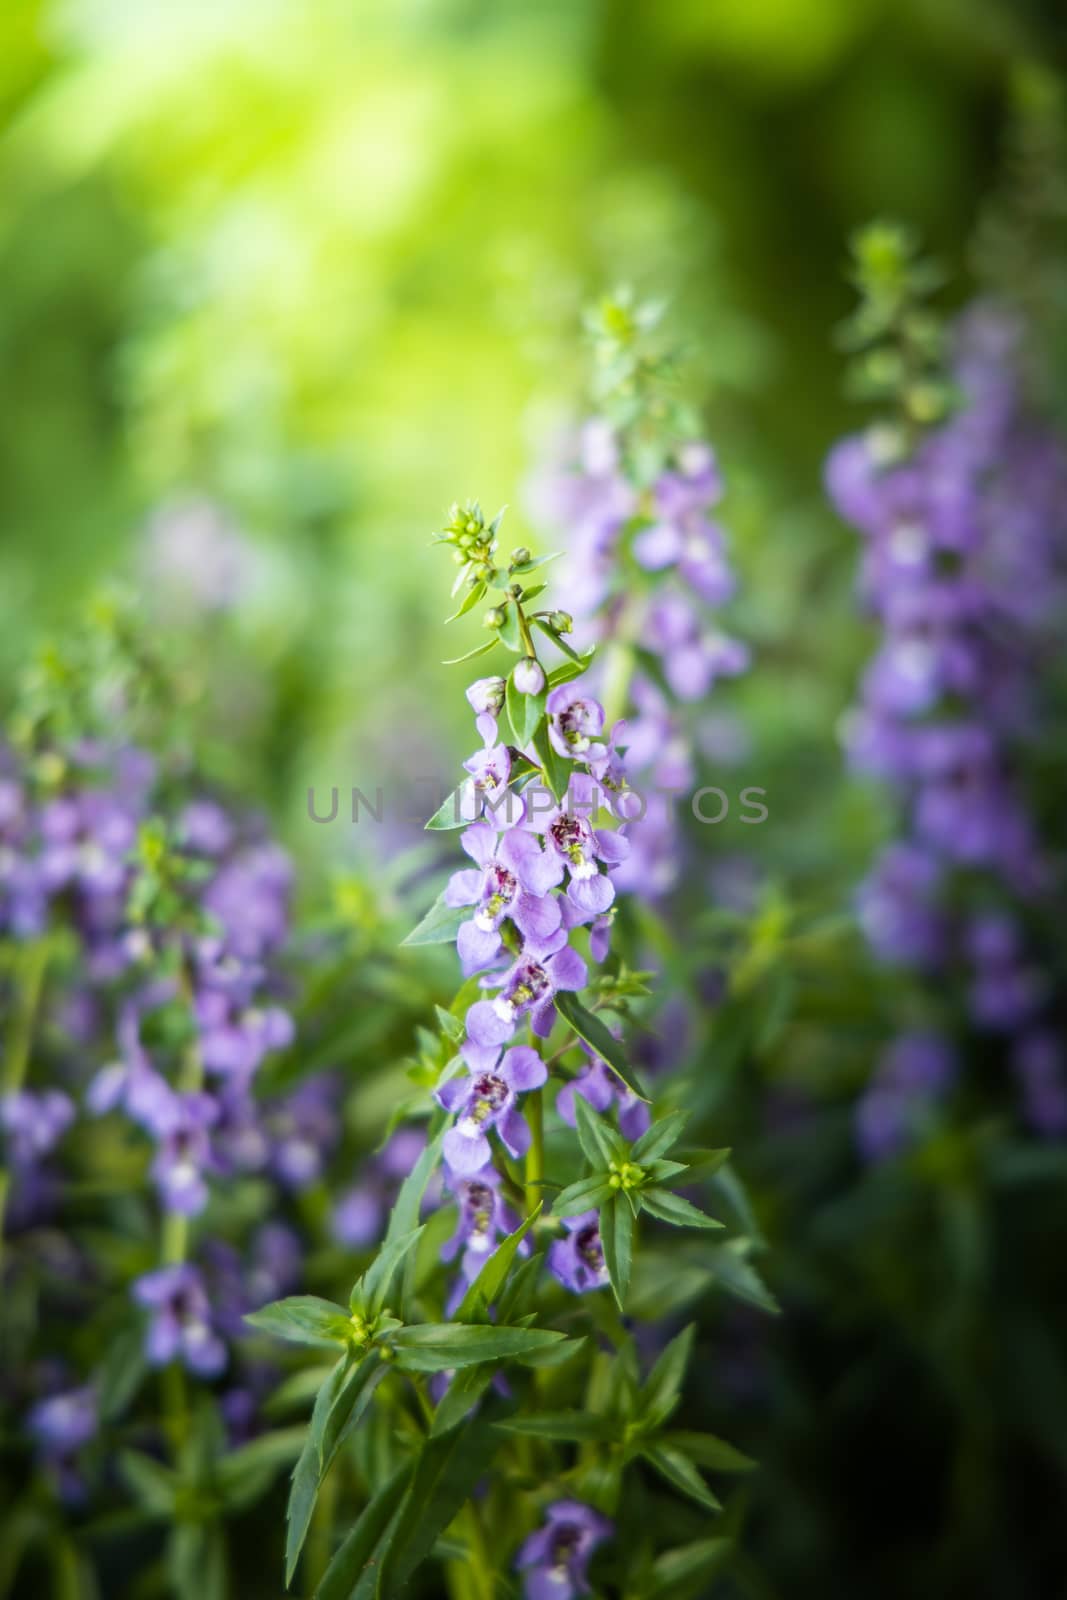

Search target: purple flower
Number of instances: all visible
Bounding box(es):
[444,821,563,973]
[538,776,629,916]
[466,930,587,1043]
[267,1076,340,1189]
[133,1264,227,1377]
[547,1211,609,1295]
[513,659,546,696]
[556,1052,650,1143]
[331,1128,431,1248]
[546,683,607,761]
[517,1500,613,1600]
[150,1092,218,1215]
[855,1033,956,1163]
[441,1163,525,1305]
[461,745,523,830]
[27,1386,98,1503]
[1013,1032,1067,1137]
[436,1044,547,1174]
[1,1089,75,1168]
[466,677,507,746]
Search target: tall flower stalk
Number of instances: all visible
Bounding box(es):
[249,499,764,1598]
[828,224,1067,1150]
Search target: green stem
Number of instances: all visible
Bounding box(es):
[0,939,51,1272]
[524,1088,544,1216]
[159,956,205,1451]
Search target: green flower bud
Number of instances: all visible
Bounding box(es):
[484,607,506,630]
[509,546,532,568]
[549,610,573,634]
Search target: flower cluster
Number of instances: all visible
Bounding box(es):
[0,716,327,1473]
[830,233,1067,1145]
[242,501,758,1600]
[530,297,749,901]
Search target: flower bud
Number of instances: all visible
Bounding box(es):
[483,607,506,630]
[509,546,532,568]
[512,658,545,696]
[549,610,573,634]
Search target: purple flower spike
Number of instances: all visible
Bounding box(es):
[437,1043,547,1173]
[133,1264,227,1377]
[546,683,607,761]
[445,821,563,973]
[547,1210,610,1295]
[27,1385,98,1504]
[517,1500,613,1600]
[1,1089,75,1168]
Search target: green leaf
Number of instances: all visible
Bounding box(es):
[707,1241,780,1315]
[533,616,583,661]
[530,720,569,803]
[640,1325,694,1429]
[313,1463,414,1600]
[552,1176,614,1219]
[506,670,546,749]
[357,1227,425,1317]
[645,1538,733,1599]
[631,1110,689,1164]
[444,581,487,623]
[455,1204,542,1321]
[494,1411,617,1442]
[639,1190,723,1231]
[383,1127,445,1249]
[391,1323,569,1372]
[600,1194,633,1311]
[572,1094,623,1169]
[245,1295,352,1348]
[286,1357,389,1584]
[434,1005,465,1042]
[642,1445,721,1513]
[429,1364,498,1437]
[424,784,476,831]
[119,1451,177,1515]
[496,1252,543,1323]
[511,552,561,575]
[442,638,498,667]
[662,1431,756,1473]
[373,1406,503,1597]
[554,992,649,1103]
[400,893,469,947]
[547,651,595,689]
[216,1427,306,1512]
[498,603,522,653]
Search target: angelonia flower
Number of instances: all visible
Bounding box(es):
[547,1211,609,1296]
[830,296,1067,1140]
[854,1033,956,1162]
[530,323,749,902]
[517,1500,613,1600]
[27,1385,98,1503]
[0,722,318,1416]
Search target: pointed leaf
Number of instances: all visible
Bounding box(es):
[554,993,649,1102]
[600,1194,633,1311]
[455,1204,542,1321]
[662,1431,756,1473]
[642,1445,721,1512]
[390,1323,568,1372]
[572,1094,623,1169]
[424,784,478,830]
[632,1111,689,1164]
[646,1538,733,1599]
[640,1189,723,1231]
[442,638,498,667]
[313,1463,414,1600]
[506,670,546,749]
[444,581,487,623]
[641,1325,694,1429]
[530,720,569,803]
[552,1176,613,1220]
[358,1227,425,1317]
[401,893,469,947]
[245,1296,352,1348]
[494,1411,617,1442]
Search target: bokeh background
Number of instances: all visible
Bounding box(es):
[3,1,1067,1596]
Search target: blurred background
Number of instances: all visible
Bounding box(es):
[3,1,1067,1595]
